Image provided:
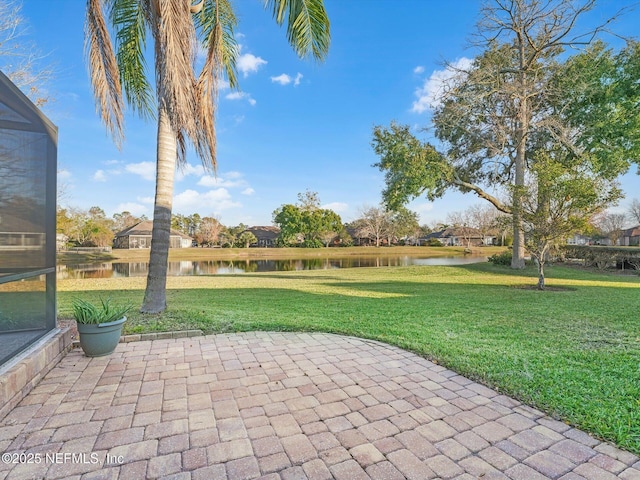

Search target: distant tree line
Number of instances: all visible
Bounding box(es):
[54,191,429,249]
[56,207,253,249]
[57,193,640,250]
[272,191,434,248]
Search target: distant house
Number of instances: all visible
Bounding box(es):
[566,233,592,246]
[0,213,45,252]
[345,226,373,246]
[56,233,69,251]
[420,227,491,247]
[113,220,193,249]
[244,226,280,247]
[622,226,640,247]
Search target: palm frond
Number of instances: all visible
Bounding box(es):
[150,0,200,166]
[264,0,330,61]
[195,0,239,90]
[110,0,155,119]
[192,0,242,173]
[85,0,125,145]
[193,21,221,173]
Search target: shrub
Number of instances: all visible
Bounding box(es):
[488,251,512,266]
[423,238,444,247]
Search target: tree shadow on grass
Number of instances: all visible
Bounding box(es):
[455,262,640,285]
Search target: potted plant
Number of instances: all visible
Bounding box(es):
[72,298,132,357]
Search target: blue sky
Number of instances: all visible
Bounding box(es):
[20,0,640,227]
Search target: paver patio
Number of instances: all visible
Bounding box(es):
[0,332,638,479]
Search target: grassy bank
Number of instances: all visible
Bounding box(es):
[58,245,505,263]
[57,262,640,454]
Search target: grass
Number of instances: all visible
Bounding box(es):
[56,261,640,454]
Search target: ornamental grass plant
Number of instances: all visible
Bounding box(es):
[71,297,132,325]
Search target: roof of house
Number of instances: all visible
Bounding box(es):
[114,220,192,239]
[422,227,484,239]
[623,225,640,237]
[245,226,280,238]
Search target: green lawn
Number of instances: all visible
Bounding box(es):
[57,262,640,454]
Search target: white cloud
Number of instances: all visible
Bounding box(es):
[115,202,148,217]
[197,171,248,189]
[271,72,303,86]
[57,169,72,180]
[322,202,349,213]
[93,170,107,182]
[173,188,241,214]
[237,52,267,77]
[104,159,121,166]
[198,175,229,188]
[226,92,245,101]
[413,65,425,74]
[241,187,255,196]
[137,196,154,205]
[125,161,156,181]
[225,91,256,106]
[176,163,206,181]
[271,73,292,85]
[412,57,473,113]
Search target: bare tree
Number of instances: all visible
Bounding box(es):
[468,204,499,246]
[0,0,53,106]
[447,210,475,248]
[112,211,145,233]
[196,216,224,247]
[355,206,392,247]
[595,212,627,245]
[628,199,640,225]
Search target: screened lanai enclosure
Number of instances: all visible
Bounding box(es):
[0,71,57,366]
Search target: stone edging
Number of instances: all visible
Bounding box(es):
[119,330,204,342]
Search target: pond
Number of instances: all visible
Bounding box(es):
[57,255,488,279]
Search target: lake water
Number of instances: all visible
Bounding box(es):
[57,255,488,279]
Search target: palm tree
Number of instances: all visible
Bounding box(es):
[85,0,330,313]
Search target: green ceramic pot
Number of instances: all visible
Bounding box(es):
[77,317,126,357]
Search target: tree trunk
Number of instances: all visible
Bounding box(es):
[537,260,545,290]
[141,107,176,314]
[511,27,528,270]
[511,134,527,268]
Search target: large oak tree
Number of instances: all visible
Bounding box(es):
[374,0,638,270]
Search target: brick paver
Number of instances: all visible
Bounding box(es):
[1,332,638,479]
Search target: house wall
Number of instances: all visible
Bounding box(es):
[115,233,192,249]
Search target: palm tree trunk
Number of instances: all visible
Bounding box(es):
[141,107,176,314]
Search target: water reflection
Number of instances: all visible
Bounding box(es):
[57,256,487,279]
